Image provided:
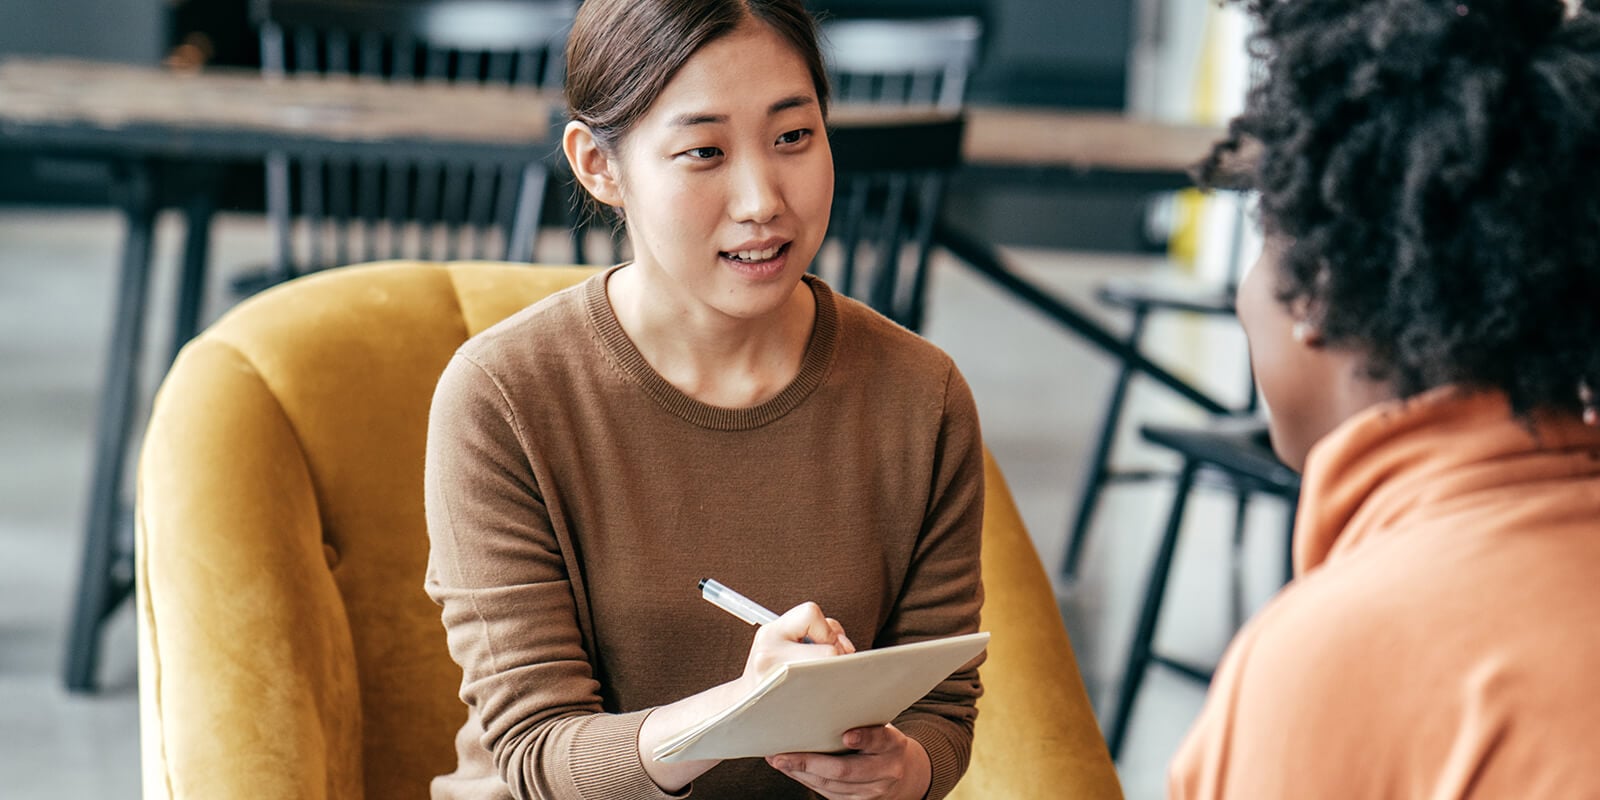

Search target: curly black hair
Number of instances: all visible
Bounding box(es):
[1199,0,1600,419]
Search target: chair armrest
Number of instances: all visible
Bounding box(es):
[137,337,360,800]
[949,451,1124,799]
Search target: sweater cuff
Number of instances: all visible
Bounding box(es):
[568,710,690,800]
[895,717,970,800]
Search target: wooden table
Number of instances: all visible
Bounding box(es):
[0,57,1226,690]
[831,101,1222,186]
[963,105,1221,186]
[0,57,556,159]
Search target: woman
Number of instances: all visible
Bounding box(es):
[1173,0,1600,796]
[423,1,984,799]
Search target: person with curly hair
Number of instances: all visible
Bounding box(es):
[1171,0,1600,796]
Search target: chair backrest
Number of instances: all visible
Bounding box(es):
[255,0,575,84]
[252,0,576,279]
[135,261,1121,799]
[823,113,964,331]
[812,15,979,332]
[819,16,982,111]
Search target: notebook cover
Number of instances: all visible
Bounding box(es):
[653,631,990,763]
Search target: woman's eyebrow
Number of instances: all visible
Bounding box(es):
[669,95,816,128]
[768,95,815,115]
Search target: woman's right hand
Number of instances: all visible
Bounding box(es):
[638,601,856,793]
[741,602,856,684]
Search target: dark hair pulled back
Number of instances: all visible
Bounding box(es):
[564,0,831,154]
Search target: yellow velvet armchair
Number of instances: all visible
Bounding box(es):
[135,261,1122,799]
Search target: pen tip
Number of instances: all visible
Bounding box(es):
[697,578,708,590]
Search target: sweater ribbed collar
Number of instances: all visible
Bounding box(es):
[1294,386,1600,576]
[582,266,840,431]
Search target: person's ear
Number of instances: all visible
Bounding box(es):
[563,121,624,208]
[1291,319,1325,348]
[1286,293,1326,348]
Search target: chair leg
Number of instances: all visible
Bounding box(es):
[506,162,547,264]
[1106,459,1198,761]
[567,180,593,265]
[1061,308,1149,579]
[1282,493,1299,586]
[169,168,216,365]
[1228,489,1251,631]
[65,160,158,692]
[570,216,588,264]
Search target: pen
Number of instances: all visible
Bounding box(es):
[698,578,780,626]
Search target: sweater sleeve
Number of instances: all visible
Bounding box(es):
[884,362,987,800]
[424,354,685,800]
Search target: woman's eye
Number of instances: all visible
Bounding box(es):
[683,146,723,160]
[776,129,811,146]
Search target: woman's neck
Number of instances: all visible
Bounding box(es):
[605,264,817,409]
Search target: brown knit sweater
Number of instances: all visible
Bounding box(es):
[424,269,986,800]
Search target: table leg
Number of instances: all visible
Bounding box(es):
[64,160,158,692]
[933,220,1230,416]
[169,168,216,364]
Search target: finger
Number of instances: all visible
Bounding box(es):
[775,768,884,799]
[767,753,862,784]
[842,724,901,754]
[769,763,877,800]
[825,618,856,654]
[768,602,836,646]
[757,640,851,666]
[769,752,895,793]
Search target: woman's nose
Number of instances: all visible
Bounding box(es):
[728,158,785,224]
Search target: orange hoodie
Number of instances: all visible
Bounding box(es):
[1170,388,1600,798]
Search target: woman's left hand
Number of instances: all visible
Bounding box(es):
[765,724,931,800]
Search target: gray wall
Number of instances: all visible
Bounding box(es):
[976,0,1131,108]
[1001,0,1128,66]
[0,0,165,62]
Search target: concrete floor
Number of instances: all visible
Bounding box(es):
[0,207,1292,799]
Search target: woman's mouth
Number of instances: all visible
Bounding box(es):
[719,242,791,276]
[721,243,787,263]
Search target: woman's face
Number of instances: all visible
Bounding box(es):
[605,20,833,321]
[1236,236,1337,470]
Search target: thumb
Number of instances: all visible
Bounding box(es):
[842,724,898,753]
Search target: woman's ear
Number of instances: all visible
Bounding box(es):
[563,121,624,208]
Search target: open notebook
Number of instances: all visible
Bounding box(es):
[652,631,990,763]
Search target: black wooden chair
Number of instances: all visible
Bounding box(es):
[253,0,576,283]
[819,15,982,111]
[810,14,981,332]
[1103,416,1300,760]
[1059,198,1258,579]
[824,114,965,331]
